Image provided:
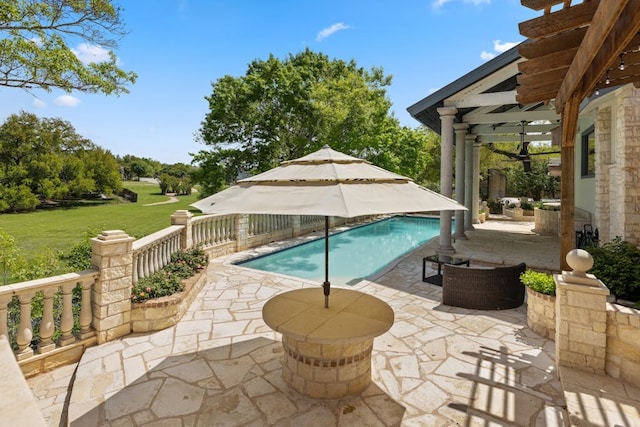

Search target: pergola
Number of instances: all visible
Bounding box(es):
[517,0,640,268]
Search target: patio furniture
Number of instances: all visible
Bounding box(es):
[422,254,470,286]
[442,262,526,310]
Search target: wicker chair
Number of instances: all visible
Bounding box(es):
[442,262,526,310]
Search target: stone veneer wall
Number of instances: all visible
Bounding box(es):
[605,303,640,384]
[526,288,556,339]
[595,85,640,245]
[529,281,640,385]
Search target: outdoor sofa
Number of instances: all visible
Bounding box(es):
[442,262,526,310]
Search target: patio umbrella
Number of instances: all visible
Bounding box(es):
[191,145,466,307]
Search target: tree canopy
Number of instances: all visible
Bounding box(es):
[193,49,437,195]
[0,111,122,211]
[0,0,136,94]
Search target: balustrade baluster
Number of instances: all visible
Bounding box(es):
[152,244,159,274]
[38,288,56,353]
[58,283,76,346]
[132,254,139,283]
[79,279,94,339]
[16,292,35,360]
[0,296,11,340]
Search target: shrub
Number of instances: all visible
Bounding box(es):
[520,270,555,296]
[487,199,502,214]
[520,201,535,211]
[131,247,208,303]
[586,238,640,302]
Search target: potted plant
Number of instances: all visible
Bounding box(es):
[520,270,556,339]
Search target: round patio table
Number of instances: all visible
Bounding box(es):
[262,287,394,399]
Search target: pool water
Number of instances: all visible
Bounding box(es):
[237,216,442,286]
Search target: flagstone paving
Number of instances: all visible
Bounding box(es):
[26,220,640,426]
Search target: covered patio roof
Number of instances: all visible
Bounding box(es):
[407,44,560,147]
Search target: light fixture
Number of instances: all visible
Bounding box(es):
[619,54,625,71]
[595,85,600,96]
[605,70,610,85]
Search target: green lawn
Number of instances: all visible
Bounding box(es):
[0,181,202,257]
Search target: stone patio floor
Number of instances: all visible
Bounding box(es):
[27,219,640,426]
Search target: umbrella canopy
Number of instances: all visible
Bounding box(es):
[191,145,466,307]
[191,145,466,217]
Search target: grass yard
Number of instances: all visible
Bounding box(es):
[0,181,201,258]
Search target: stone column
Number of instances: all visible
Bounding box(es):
[554,249,610,374]
[171,210,193,250]
[453,123,468,240]
[91,230,135,344]
[437,106,457,254]
[235,214,249,251]
[472,141,482,223]
[464,134,476,231]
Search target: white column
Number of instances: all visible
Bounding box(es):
[437,106,457,254]
[472,141,482,224]
[464,134,476,231]
[453,123,468,240]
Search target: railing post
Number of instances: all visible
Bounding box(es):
[171,210,193,250]
[16,292,35,360]
[292,215,301,237]
[38,288,56,353]
[235,214,249,251]
[91,230,135,344]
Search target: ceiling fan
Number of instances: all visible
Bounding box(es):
[486,121,559,172]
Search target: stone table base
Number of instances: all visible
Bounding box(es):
[262,288,394,399]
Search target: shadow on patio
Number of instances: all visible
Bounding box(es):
[69,337,406,426]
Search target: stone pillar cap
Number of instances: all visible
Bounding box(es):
[561,249,600,286]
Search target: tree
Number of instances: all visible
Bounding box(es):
[0,111,122,210]
[0,0,136,94]
[194,49,413,194]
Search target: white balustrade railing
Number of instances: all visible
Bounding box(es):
[0,269,98,360]
[248,214,292,236]
[300,215,325,226]
[132,225,183,283]
[192,214,235,247]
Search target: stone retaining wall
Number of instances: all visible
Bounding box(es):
[526,288,556,339]
[534,208,559,236]
[605,303,640,384]
[130,269,207,333]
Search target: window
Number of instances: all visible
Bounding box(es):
[581,125,595,178]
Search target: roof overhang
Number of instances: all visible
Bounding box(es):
[407,44,560,145]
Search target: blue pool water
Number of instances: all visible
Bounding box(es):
[237,216,442,286]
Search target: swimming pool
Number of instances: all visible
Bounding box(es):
[237,216,443,286]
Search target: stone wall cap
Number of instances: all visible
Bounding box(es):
[554,273,610,295]
[93,230,134,242]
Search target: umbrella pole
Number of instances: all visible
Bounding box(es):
[323,216,330,308]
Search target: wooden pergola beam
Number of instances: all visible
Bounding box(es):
[556,0,640,111]
[521,0,570,11]
[518,47,578,75]
[519,0,599,39]
[518,26,588,59]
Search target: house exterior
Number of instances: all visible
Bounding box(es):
[407,44,640,251]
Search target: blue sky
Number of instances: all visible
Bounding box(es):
[0,0,538,164]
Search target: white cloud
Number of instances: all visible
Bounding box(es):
[32,98,46,108]
[72,43,111,64]
[493,40,517,53]
[480,51,495,61]
[54,95,81,107]
[480,39,518,61]
[316,22,350,42]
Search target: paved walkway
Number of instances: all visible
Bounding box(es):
[26,219,639,426]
